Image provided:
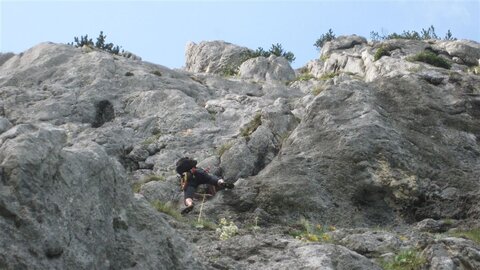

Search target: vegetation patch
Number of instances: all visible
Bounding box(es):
[379,248,427,270]
[370,25,456,41]
[319,72,339,80]
[449,228,480,244]
[246,43,296,63]
[314,28,336,50]
[217,141,234,157]
[374,46,391,61]
[240,113,262,138]
[151,200,183,220]
[151,70,162,77]
[142,133,162,145]
[288,217,335,242]
[311,86,324,96]
[216,218,239,240]
[69,31,123,55]
[408,51,451,69]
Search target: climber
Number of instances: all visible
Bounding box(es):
[175,157,234,215]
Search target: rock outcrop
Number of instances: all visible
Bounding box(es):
[1,35,479,269]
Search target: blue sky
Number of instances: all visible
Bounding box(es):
[1,0,479,69]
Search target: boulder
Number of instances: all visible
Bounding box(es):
[320,35,368,56]
[238,55,296,82]
[184,40,251,74]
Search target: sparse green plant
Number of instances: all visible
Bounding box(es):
[221,64,239,77]
[151,200,183,220]
[408,50,451,69]
[370,25,456,42]
[311,86,324,96]
[449,228,480,244]
[374,46,391,61]
[217,141,234,157]
[151,70,162,77]
[142,133,162,145]
[216,218,239,240]
[240,113,262,138]
[249,216,261,233]
[314,28,336,50]
[320,55,329,62]
[297,73,316,81]
[288,217,335,242]
[319,72,339,80]
[380,248,427,270]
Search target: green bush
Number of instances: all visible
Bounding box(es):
[70,31,123,55]
[374,46,391,61]
[314,29,336,50]
[370,25,456,41]
[247,43,296,63]
[409,50,451,69]
[380,248,426,270]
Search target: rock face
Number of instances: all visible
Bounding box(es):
[0,124,202,269]
[238,55,296,82]
[1,36,479,269]
[184,40,251,74]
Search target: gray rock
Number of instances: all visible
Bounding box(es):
[438,39,480,66]
[184,40,251,74]
[425,237,480,270]
[415,218,458,233]
[337,231,402,257]
[321,35,368,56]
[238,55,296,82]
[0,117,12,134]
[0,124,204,269]
[0,52,15,66]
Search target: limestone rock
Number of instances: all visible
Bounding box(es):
[320,35,368,56]
[184,40,251,74]
[238,55,296,82]
[0,124,204,269]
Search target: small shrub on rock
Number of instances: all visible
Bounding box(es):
[314,28,336,50]
[409,50,451,69]
[70,31,123,55]
[247,43,296,63]
[216,218,238,240]
[380,248,426,270]
[374,46,391,61]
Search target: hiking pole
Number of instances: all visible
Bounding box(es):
[197,193,206,223]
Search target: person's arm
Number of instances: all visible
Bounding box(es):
[196,168,222,186]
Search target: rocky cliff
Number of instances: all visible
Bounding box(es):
[0,37,479,269]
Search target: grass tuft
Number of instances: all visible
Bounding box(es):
[380,248,426,270]
[408,50,451,69]
[240,113,262,138]
[151,200,183,220]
